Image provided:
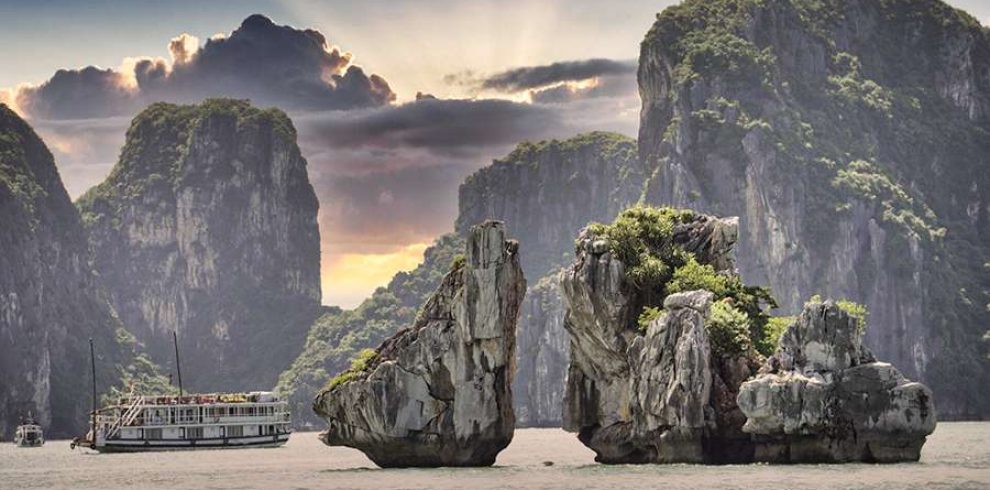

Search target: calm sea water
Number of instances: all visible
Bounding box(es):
[1,423,988,489]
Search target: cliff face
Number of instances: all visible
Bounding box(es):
[457,132,644,426]
[313,221,525,467]
[638,0,990,416]
[514,275,568,427]
[458,132,644,278]
[77,99,321,391]
[0,104,122,436]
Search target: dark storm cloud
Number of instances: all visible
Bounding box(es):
[460,58,636,93]
[15,67,136,119]
[293,94,639,253]
[13,14,395,120]
[295,97,561,172]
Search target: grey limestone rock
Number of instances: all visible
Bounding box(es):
[737,300,937,463]
[313,221,526,467]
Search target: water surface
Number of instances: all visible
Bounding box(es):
[2,423,987,489]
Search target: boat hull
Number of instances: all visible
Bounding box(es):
[93,433,290,452]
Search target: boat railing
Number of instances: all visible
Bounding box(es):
[106,396,143,439]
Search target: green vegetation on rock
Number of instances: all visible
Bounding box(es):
[708,300,754,356]
[639,0,990,415]
[758,316,795,357]
[103,328,177,404]
[325,348,378,391]
[76,98,298,229]
[587,205,775,358]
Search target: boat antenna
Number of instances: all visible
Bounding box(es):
[89,338,97,441]
[173,331,184,397]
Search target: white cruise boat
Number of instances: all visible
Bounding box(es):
[75,391,291,452]
[14,414,44,447]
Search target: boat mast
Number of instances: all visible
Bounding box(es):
[89,338,97,441]
[173,331,184,397]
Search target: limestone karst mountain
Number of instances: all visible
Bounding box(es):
[77,99,322,392]
[281,133,638,428]
[560,205,935,463]
[313,221,525,467]
[457,132,646,426]
[0,104,171,437]
[560,207,768,463]
[287,0,990,426]
[637,0,990,416]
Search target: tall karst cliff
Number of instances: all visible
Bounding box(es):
[0,104,128,437]
[77,99,322,391]
[637,0,990,416]
[457,132,646,426]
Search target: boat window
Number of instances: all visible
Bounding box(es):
[186,427,203,440]
[145,428,162,440]
[227,425,243,437]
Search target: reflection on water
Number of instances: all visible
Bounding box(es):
[1,422,988,489]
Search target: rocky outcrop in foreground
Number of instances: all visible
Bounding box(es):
[314,221,526,467]
[561,210,760,464]
[738,300,937,462]
[638,0,990,416]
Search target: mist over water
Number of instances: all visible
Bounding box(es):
[1,423,988,489]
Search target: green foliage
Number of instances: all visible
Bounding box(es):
[103,328,177,404]
[588,205,776,354]
[667,256,777,348]
[0,105,52,226]
[836,299,869,336]
[325,348,378,391]
[832,160,943,241]
[76,98,297,230]
[707,300,753,357]
[498,131,637,169]
[637,306,664,332]
[758,316,794,357]
[449,253,466,271]
[586,206,697,293]
[828,53,895,116]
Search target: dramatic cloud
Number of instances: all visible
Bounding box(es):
[297,97,559,170]
[10,14,395,120]
[3,18,642,307]
[529,73,639,104]
[295,96,638,267]
[15,67,136,120]
[452,58,636,92]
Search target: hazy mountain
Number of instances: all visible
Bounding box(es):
[0,104,143,437]
[76,99,322,392]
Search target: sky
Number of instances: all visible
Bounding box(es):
[1,0,988,308]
